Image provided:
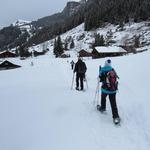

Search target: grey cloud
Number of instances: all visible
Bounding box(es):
[0,0,72,28]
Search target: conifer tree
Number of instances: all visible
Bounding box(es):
[70,39,75,49]
[134,35,140,48]
[53,38,58,57]
[99,35,105,46]
[57,36,63,56]
[93,33,105,47]
[53,36,64,57]
[64,41,68,51]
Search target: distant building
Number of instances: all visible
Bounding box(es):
[33,50,47,57]
[92,46,127,58]
[60,53,70,58]
[0,50,17,58]
[78,49,92,57]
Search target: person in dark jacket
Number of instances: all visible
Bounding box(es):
[98,59,120,124]
[74,58,87,91]
[70,60,75,70]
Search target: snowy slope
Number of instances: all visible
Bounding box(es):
[0,48,150,150]
[13,19,31,27]
[27,21,150,58]
[12,19,32,33]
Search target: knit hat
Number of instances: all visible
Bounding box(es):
[78,57,83,61]
[105,59,111,66]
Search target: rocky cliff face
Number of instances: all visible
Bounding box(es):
[62,1,80,17]
[33,1,83,28]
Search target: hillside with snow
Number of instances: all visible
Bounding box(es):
[13,19,31,27]
[0,45,150,150]
[12,19,32,32]
[60,21,150,52]
[29,21,150,57]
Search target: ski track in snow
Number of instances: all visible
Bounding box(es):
[0,53,150,150]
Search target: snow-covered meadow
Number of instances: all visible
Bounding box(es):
[0,48,150,150]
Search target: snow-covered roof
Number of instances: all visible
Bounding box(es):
[0,50,16,54]
[95,46,126,53]
[136,45,150,52]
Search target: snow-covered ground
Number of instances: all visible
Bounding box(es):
[0,48,150,150]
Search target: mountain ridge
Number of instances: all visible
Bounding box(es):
[0,0,150,52]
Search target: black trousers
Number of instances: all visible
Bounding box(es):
[76,73,84,90]
[101,93,119,118]
[71,64,74,70]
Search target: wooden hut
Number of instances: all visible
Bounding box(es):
[92,46,127,59]
[0,50,17,58]
[60,53,70,58]
[33,50,46,57]
[78,49,92,57]
[0,60,21,70]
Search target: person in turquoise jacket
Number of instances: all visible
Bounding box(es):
[98,59,120,124]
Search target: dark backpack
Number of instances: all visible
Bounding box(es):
[78,62,86,74]
[100,69,118,91]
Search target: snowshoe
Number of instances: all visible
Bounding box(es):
[76,87,79,90]
[113,117,121,125]
[76,87,85,92]
[97,105,106,113]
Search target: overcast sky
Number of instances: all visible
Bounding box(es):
[0,0,79,29]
